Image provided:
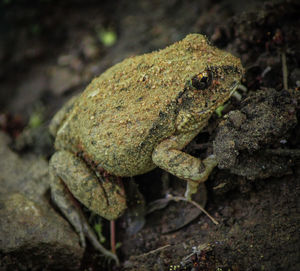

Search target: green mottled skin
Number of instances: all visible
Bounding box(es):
[49,34,243,260]
[53,34,242,177]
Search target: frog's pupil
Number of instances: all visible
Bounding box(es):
[192,72,211,90]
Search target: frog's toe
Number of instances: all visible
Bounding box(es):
[82,221,119,265]
[185,180,200,201]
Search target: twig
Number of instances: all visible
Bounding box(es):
[167,194,219,225]
[110,220,116,254]
[139,244,171,257]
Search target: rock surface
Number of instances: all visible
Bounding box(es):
[214,88,298,179]
[0,132,83,270]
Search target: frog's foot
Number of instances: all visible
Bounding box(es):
[184,155,217,201]
[152,136,218,200]
[50,176,119,264]
[49,150,126,265]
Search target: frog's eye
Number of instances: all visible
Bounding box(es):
[191,71,212,90]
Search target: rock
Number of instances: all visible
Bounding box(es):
[49,67,81,96]
[0,132,83,270]
[213,88,298,179]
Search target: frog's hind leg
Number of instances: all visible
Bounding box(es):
[49,150,126,264]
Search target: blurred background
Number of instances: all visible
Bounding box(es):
[0,0,274,123]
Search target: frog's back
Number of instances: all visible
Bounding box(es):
[56,34,224,176]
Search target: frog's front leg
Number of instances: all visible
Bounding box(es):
[152,131,217,200]
[49,150,126,264]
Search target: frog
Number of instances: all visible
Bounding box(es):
[49,33,243,263]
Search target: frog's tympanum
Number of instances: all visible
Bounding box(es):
[49,34,243,262]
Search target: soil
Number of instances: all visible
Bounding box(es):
[1,0,299,270]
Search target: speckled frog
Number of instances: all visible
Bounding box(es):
[49,34,243,261]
